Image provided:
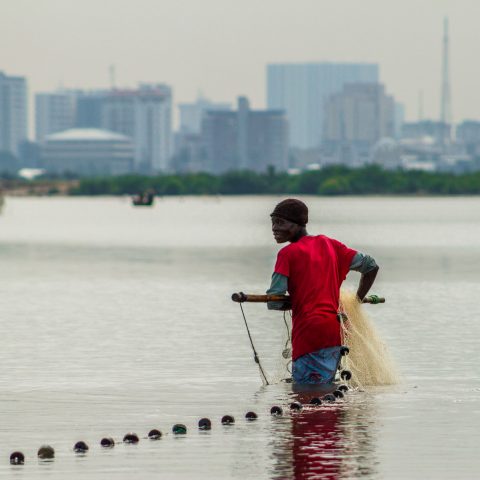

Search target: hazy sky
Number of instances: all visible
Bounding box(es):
[2,0,479,132]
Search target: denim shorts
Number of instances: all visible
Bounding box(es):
[292,346,342,384]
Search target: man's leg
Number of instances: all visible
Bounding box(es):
[292,346,342,384]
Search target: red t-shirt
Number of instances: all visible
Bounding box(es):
[274,235,357,360]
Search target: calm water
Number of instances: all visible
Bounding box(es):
[0,195,479,479]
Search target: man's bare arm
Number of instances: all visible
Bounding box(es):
[356,266,379,301]
[349,253,379,301]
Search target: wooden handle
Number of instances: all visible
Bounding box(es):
[362,295,385,304]
[231,292,289,303]
[231,292,385,304]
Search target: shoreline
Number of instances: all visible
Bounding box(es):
[1,166,480,197]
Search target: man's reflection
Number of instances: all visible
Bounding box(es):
[270,395,378,479]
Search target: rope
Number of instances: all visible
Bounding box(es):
[239,303,270,385]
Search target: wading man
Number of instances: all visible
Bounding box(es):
[267,199,379,385]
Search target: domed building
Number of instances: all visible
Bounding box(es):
[41,128,134,176]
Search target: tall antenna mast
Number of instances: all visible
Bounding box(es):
[440,17,452,144]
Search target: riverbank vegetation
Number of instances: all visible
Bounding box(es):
[1,166,480,196]
[70,166,480,196]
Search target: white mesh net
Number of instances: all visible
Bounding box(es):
[339,290,400,388]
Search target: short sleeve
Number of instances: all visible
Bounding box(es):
[274,247,290,277]
[331,238,357,280]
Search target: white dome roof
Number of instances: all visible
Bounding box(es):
[46,128,131,142]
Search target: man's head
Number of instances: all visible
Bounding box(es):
[270,199,308,243]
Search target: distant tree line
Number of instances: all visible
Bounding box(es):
[69,166,480,196]
[2,166,480,196]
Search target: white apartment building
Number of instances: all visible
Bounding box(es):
[35,91,78,143]
[101,84,172,172]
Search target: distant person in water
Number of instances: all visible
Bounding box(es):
[267,199,379,385]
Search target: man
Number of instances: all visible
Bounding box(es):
[267,199,379,385]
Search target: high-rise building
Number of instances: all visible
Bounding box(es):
[173,96,231,173]
[201,96,288,173]
[0,71,28,157]
[457,121,480,157]
[394,103,405,139]
[323,83,395,166]
[267,63,378,149]
[324,83,395,142]
[178,96,231,134]
[101,84,172,172]
[75,90,107,128]
[35,91,78,143]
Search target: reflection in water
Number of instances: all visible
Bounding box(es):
[270,392,378,479]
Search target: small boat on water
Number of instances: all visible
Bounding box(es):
[132,191,155,206]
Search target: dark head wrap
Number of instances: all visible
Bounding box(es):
[270,199,308,226]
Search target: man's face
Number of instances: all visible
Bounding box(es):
[271,216,302,243]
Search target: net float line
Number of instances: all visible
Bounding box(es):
[8,396,354,465]
[231,292,385,304]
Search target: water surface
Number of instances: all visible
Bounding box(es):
[0,196,479,479]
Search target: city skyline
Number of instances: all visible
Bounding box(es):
[2,0,479,137]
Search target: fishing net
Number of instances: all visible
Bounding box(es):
[269,290,400,388]
[339,290,400,388]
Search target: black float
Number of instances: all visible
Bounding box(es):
[323,393,336,403]
[198,418,212,430]
[245,411,258,421]
[221,415,235,425]
[123,433,139,444]
[333,390,344,399]
[340,370,352,381]
[289,401,303,411]
[340,346,350,356]
[37,445,55,460]
[100,437,115,448]
[9,452,24,465]
[270,406,283,416]
[309,397,322,405]
[73,441,89,453]
[148,429,162,440]
[338,384,348,392]
[172,424,187,434]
